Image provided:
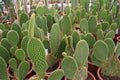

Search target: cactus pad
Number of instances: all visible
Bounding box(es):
[15,49,25,61]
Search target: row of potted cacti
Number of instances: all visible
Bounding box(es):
[0,0,120,80]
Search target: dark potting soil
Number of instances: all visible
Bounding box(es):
[46,62,59,72]
[101,73,120,80]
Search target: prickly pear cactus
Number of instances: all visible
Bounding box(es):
[101,56,120,77]
[21,36,29,56]
[8,58,17,70]
[105,30,114,39]
[104,38,115,57]
[79,18,89,34]
[48,69,64,80]
[27,38,48,79]
[99,9,108,20]
[84,33,96,48]
[72,67,88,80]
[50,23,61,55]
[92,40,108,66]
[7,30,19,46]
[116,43,120,57]
[19,13,29,26]
[61,15,72,36]
[61,54,78,79]
[28,13,35,38]
[12,23,21,37]
[97,29,104,40]
[18,61,30,80]
[36,6,44,16]
[2,30,8,38]
[0,45,10,62]
[0,38,11,51]
[10,45,18,55]
[88,15,97,33]
[101,21,109,31]
[74,40,89,69]
[110,23,117,31]
[15,49,25,61]
[0,56,9,80]
[72,30,81,49]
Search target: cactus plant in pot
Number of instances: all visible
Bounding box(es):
[91,38,120,80]
[61,40,96,80]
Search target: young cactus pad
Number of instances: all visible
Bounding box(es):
[0,56,9,80]
[12,23,21,37]
[18,61,30,80]
[27,38,48,79]
[74,40,89,69]
[79,18,89,33]
[28,13,35,38]
[50,23,61,55]
[0,45,10,62]
[7,30,19,46]
[61,15,72,36]
[15,49,25,61]
[61,54,78,79]
[48,69,64,80]
[19,13,29,26]
[93,40,108,63]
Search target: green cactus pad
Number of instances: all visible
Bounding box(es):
[91,54,103,67]
[47,14,54,32]
[27,38,48,79]
[18,61,30,80]
[61,56,78,79]
[116,43,120,57]
[0,23,5,30]
[12,23,21,37]
[105,30,114,39]
[84,33,96,48]
[105,15,112,24]
[88,15,97,33]
[36,6,44,16]
[4,24,10,30]
[110,23,117,30]
[100,9,107,20]
[72,67,88,80]
[80,18,89,33]
[101,56,120,77]
[10,45,18,55]
[61,15,72,35]
[57,36,67,58]
[0,45,10,62]
[72,30,81,49]
[96,29,104,40]
[101,21,109,31]
[74,40,89,69]
[28,13,35,39]
[21,36,29,55]
[0,38,11,51]
[104,38,115,57]
[93,40,108,63]
[8,58,17,70]
[0,56,9,80]
[22,30,28,37]
[2,30,8,38]
[19,13,29,26]
[15,49,25,61]
[7,30,19,46]
[48,69,64,80]
[50,23,61,55]
[42,39,50,51]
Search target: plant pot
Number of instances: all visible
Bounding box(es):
[117,36,120,42]
[46,60,61,75]
[97,68,120,80]
[88,61,98,80]
[64,71,96,80]
[7,60,34,80]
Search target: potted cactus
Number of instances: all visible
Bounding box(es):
[90,38,120,80]
[61,40,96,80]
